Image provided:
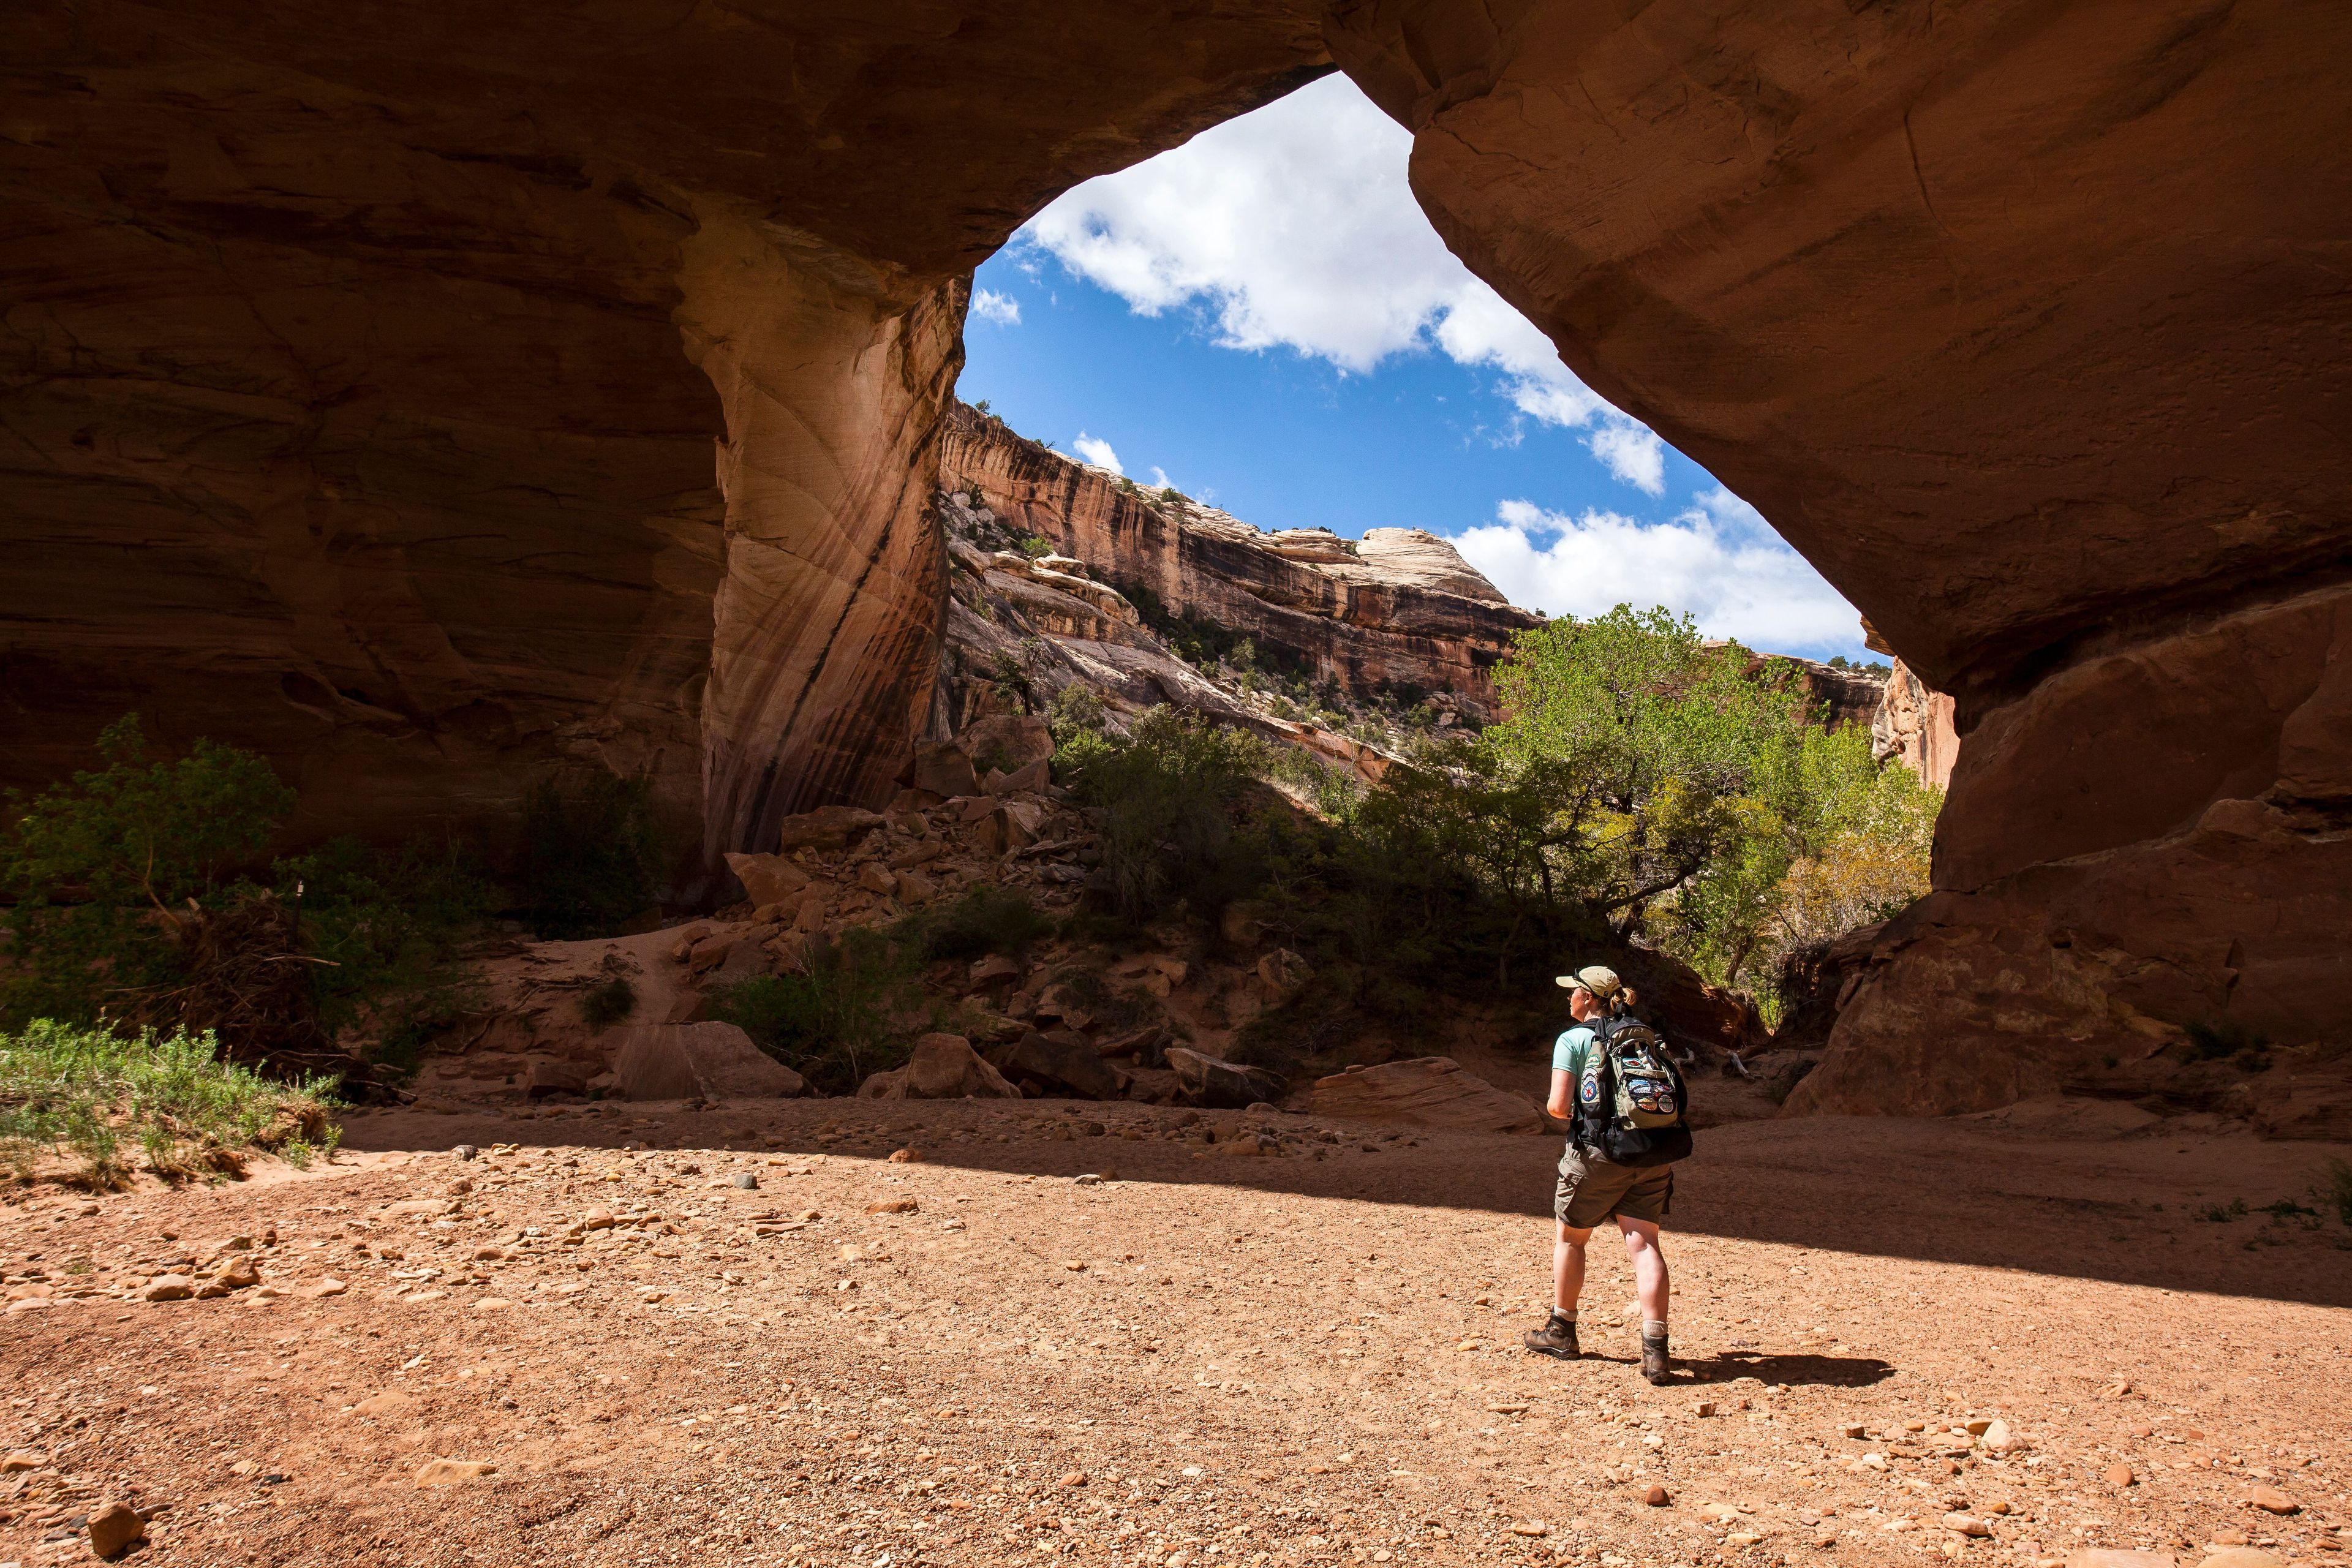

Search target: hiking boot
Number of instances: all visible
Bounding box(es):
[1640,1331,1672,1384]
[1522,1313,1580,1360]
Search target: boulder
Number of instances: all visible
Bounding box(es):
[859,1033,1021,1100]
[985,757,1052,794]
[1308,1057,1544,1133]
[905,739,979,799]
[1257,948,1311,1006]
[775,806,885,853]
[990,1030,1126,1100]
[86,1501,145,1559]
[609,1022,806,1101]
[1166,1046,1286,1110]
[725,851,812,907]
[976,804,1041,856]
[957,713,1055,774]
[524,1060,590,1100]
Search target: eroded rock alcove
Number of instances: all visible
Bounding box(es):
[6,1,2345,1109]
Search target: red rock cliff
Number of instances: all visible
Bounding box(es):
[940,404,1537,712]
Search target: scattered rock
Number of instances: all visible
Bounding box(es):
[865,1199,919,1215]
[1306,1056,1544,1133]
[731,1172,759,1189]
[1165,1046,1287,1110]
[141,1275,194,1302]
[889,1147,920,1164]
[2197,1551,2286,1568]
[1509,1520,1548,1537]
[2105,1462,2136,1487]
[2244,1484,2297,1514]
[905,740,981,798]
[775,805,886,851]
[856,860,898,896]
[1060,1470,1088,1488]
[582,1207,616,1230]
[991,1030,1125,1100]
[1643,1484,1670,1507]
[610,1022,807,1101]
[957,713,1055,774]
[86,1500,144,1559]
[2061,1553,2178,1567]
[725,851,813,907]
[452,1144,478,1161]
[306,1278,348,1298]
[859,1033,1021,1101]
[414,1458,497,1488]
[1257,947,1312,1006]
[1943,1512,1991,1537]
[525,1060,590,1099]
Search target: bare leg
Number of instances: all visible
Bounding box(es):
[1618,1217,1668,1324]
[1554,1221,1594,1314]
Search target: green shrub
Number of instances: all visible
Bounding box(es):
[709,927,920,1094]
[521,772,663,939]
[2323,1158,2352,1227]
[579,976,638,1028]
[1,714,293,1028]
[276,835,489,1052]
[0,1020,339,1183]
[1066,708,1269,924]
[2185,1017,2269,1062]
[913,886,1053,962]
[1016,535,1053,559]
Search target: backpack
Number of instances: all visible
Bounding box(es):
[1574,1014,1694,1169]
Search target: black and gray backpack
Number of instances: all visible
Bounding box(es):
[1574,1014,1694,1169]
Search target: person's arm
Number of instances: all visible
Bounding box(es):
[1545,1066,1575,1122]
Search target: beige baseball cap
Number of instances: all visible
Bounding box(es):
[1555,963,1622,999]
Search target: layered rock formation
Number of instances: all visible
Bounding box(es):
[941,404,1536,713]
[1325,0,2352,1111]
[12,0,2346,1117]
[1,2,1331,882]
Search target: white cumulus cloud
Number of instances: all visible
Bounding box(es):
[1017,74,1665,491]
[1455,488,1863,655]
[970,288,1022,326]
[1071,432,1123,475]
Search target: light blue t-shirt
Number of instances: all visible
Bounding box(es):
[1552,1025,1597,1084]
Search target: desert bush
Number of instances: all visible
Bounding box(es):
[913,886,1054,962]
[579,976,638,1028]
[521,772,663,939]
[1066,708,1270,924]
[2184,1017,2270,1064]
[0,1020,339,1183]
[2,716,489,1072]
[1,714,293,1028]
[709,927,921,1094]
[2323,1158,2352,1227]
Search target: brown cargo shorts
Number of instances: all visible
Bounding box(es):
[1555,1143,1673,1230]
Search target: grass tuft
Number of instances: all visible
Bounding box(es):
[579,976,638,1029]
[0,1020,339,1185]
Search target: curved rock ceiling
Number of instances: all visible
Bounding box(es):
[4,0,2344,1106]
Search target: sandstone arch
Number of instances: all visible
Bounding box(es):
[5,1,2345,1106]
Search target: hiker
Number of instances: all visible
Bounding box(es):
[1523,963,1685,1384]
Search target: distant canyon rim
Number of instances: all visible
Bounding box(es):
[4,0,2347,1115]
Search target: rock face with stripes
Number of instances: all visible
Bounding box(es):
[939,404,1536,715]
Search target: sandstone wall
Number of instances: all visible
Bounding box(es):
[2,1,1330,884]
[1325,0,2352,1109]
[940,405,1536,711]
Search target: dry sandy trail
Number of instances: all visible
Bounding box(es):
[1,1099,2345,1568]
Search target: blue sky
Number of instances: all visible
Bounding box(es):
[957,75,1871,665]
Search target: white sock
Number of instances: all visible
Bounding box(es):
[1643,1319,1668,1340]
[1551,1306,1578,1322]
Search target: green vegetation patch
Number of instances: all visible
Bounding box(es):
[0,1021,339,1185]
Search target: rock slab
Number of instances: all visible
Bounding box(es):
[611,1022,806,1102]
[1308,1057,1543,1134]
